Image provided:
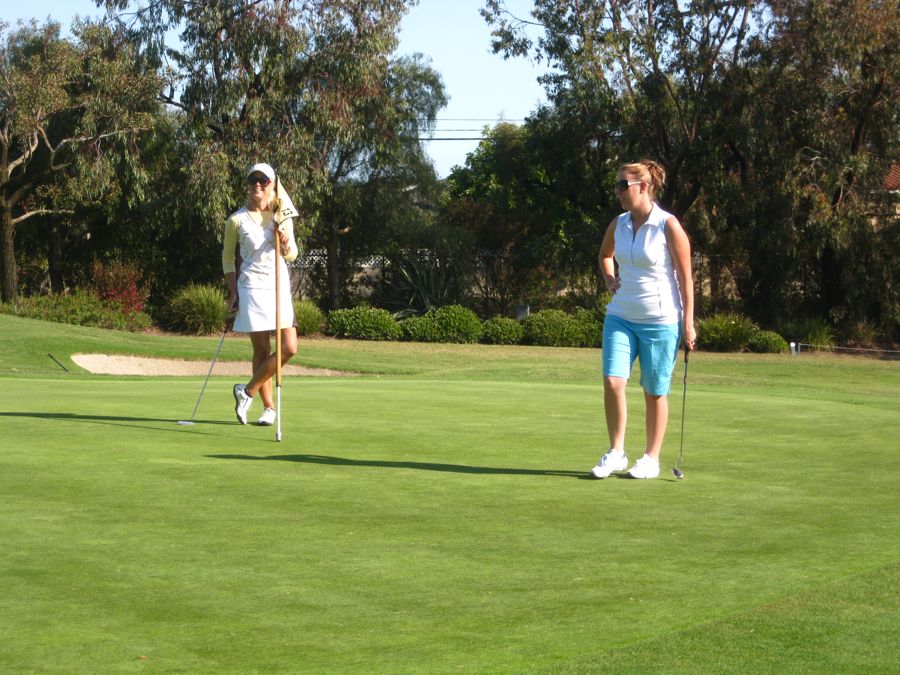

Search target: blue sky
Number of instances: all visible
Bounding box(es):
[1,0,547,177]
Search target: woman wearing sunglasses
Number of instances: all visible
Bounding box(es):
[589,160,695,479]
[222,162,300,426]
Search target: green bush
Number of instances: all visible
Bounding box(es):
[522,309,586,347]
[795,317,836,350]
[748,329,789,353]
[294,298,325,336]
[326,307,401,341]
[481,316,524,345]
[572,308,603,348]
[399,305,483,343]
[430,305,482,344]
[0,290,152,332]
[400,314,439,342]
[697,313,759,351]
[166,284,229,335]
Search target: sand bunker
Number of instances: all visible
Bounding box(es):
[71,353,354,377]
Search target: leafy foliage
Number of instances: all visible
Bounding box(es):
[479,0,899,339]
[428,305,483,344]
[522,309,591,348]
[399,314,439,343]
[0,290,151,332]
[89,260,148,314]
[398,305,482,344]
[748,330,789,354]
[480,316,525,345]
[789,317,837,350]
[165,284,229,335]
[325,306,401,341]
[0,20,162,303]
[293,299,325,337]
[443,122,607,316]
[572,308,603,349]
[696,313,760,352]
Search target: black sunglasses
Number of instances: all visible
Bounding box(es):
[615,179,643,191]
[247,175,272,186]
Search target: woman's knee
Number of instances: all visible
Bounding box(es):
[281,330,298,360]
[604,376,627,394]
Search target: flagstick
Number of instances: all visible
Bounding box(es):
[274,185,283,443]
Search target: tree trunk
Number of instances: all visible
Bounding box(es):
[326,220,341,310]
[1,203,17,303]
[48,220,65,293]
[820,243,841,318]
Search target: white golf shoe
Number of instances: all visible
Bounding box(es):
[589,449,628,479]
[257,407,276,426]
[233,384,252,425]
[627,453,660,479]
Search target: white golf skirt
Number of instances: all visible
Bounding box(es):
[233,283,295,333]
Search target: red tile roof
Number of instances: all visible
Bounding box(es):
[884,163,900,191]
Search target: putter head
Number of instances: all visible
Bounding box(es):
[177,420,196,426]
[672,467,684,479]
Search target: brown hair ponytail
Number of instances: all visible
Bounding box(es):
[641,159,666,195]
[620,159,666,197]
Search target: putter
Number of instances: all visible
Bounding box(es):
[177,315,233,425]
[672,344,689,478]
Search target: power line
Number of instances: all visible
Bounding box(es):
[434,118,525,122]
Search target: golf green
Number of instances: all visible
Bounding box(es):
[1,316,898,671]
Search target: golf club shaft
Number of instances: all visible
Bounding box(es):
[187,327,228,421]
[676,345,689,469]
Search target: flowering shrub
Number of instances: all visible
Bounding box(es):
[90,260,147,314]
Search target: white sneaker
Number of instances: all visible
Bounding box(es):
[589,449,628,479]
[257,407,276,426]
[627,454,660,479]
[233,384,252,425]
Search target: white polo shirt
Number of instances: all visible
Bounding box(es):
[605,204,683,324]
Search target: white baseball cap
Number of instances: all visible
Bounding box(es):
[246,162,276,181]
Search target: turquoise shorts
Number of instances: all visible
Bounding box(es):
[602,314,680,395]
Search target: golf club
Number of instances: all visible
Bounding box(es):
[672,344,689,478]
[177,314,233,425]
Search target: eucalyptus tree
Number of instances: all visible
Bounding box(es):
[482,0,760,217]
[482,0,898,332]
[101,0,445,309]
[0,20,161,302]
[732,0,899,329]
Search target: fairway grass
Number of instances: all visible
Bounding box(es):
[1,316,898,672]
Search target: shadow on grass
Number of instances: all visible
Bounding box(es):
[0,411,237,437]
[208,453,587,478]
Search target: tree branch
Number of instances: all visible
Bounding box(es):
[7,133,40,176]
[12,208,75,227]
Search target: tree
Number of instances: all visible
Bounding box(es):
[443,120,610,315]
[482,0,760,216]
[482,1,899,334]
[734,0,899,329]
[103,0,445,309]
[0,19,160,302]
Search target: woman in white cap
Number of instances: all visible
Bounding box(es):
[222,162,299,426]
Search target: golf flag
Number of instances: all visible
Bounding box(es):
[273,177,299,226]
